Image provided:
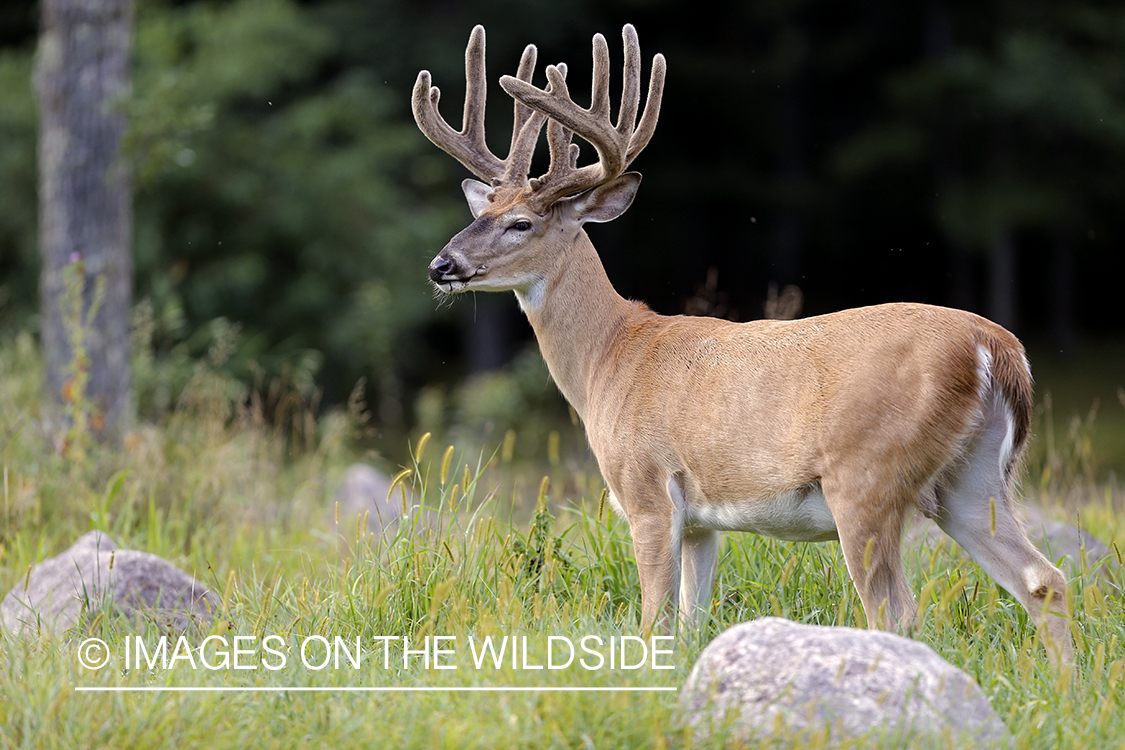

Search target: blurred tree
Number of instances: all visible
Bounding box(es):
[834,0,1125,338]
[36,0,135,445]
[0,49,38,330]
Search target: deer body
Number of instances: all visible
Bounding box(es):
[414,25,1072,667]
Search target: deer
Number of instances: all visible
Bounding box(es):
[412,24,1073,668]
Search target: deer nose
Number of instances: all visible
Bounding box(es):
[429,254,456,281]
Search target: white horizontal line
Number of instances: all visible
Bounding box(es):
[75,686,678,693]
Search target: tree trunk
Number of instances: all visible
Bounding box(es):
[926,0,977,314]
[986,227,1017,333]
[770,73,807,290]
[1049,230,1076,353]
[985,119,1018,334]
[36,0,134,446]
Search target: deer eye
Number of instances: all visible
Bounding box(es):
[510,220,532,232]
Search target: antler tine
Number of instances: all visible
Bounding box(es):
[498,25,665,211]
[500,46,550,188]
[626,49,666,165]
[589,33,612,122]
[530,59,622,178]
[616,25,642,140]
[524,62,606,203]
[460,26,490,163]
[413,26,553,191]
[414,25,554,187]
[412,26,503,182]
[529,80,583,194]
[509,44,539,155]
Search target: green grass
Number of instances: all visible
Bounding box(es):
[1028,341,1125,483]
[1,333,1124,749]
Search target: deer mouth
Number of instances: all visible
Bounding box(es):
[434,278,471,293]
[432,268,485,293]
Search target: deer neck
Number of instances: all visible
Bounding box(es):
[514,230,637,421]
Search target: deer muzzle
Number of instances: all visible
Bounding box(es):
[429,249,485,292]
[428,252,457,282]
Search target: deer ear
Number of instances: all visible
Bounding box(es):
[563,172,642,224]
[462,179,493,218]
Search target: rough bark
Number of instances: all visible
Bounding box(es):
[36,0,134,445]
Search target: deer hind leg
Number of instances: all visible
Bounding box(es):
[934,403,1072,667]
[822,474,916,632]
[678,527,719,632]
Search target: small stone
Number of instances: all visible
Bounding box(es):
[1,530,216,637]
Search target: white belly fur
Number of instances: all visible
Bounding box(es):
[685,483,839,542]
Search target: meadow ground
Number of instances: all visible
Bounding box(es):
[0,332,1122,749]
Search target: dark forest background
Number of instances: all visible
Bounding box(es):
[1,0,1123,466]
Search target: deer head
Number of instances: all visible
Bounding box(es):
[412,25,665,298]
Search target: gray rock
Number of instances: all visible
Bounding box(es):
[1021,505,1117,579]
[678,618,1012,748]
[334,463,395,528]
[332,463,434,541]
[1,530,217,637]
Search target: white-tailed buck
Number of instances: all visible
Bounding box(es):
[412,25,1072,666]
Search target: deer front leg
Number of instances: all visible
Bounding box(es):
[623,475,716,634]
[619,482,680,635]
[631,511,678,634]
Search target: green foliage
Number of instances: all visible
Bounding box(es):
[126,0,466,426]
[0,0,476,447]
[835,2,1125,247]
[1026,344,1125,483]
[56,258,109,462]
[414,347,578,466]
